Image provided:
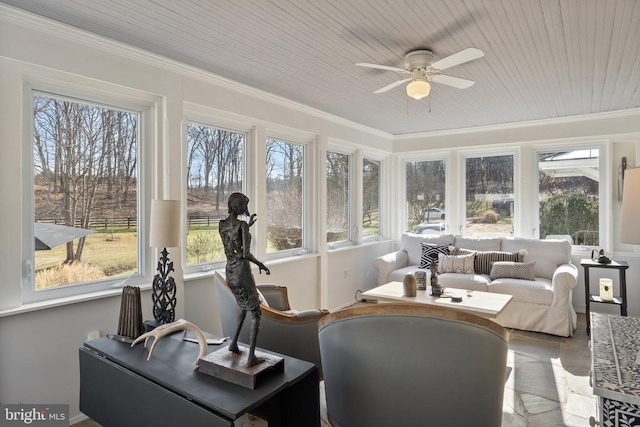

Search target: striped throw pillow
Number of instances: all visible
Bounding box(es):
[474,251,520,275]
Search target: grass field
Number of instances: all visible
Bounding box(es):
[35,231,137,289]
[35,216,383,289]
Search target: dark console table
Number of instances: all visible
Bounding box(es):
[581,258,628,335]
[79,335,319,427]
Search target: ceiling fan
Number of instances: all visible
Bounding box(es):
[356,48,484,99]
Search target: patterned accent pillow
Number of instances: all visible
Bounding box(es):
[437,253,476,274]
[420,243,450,268]
[489,261,536,281]
[474,251,521,275]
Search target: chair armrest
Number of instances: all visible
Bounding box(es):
[373,251,408,285]
[295,309,330,321]
[262,306,329,323]
[552,263,578,289]
[551,263,578,305]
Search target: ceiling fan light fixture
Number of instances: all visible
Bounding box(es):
[406,79,431,100]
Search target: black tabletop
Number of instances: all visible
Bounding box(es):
[83,335,315,419]
[580,258,629,269]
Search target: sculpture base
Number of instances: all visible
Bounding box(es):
[198,345,284,389]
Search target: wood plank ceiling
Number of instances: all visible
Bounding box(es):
[2,0,640,135]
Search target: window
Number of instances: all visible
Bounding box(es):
[464,154,514,237]
[265,138,305,253]
[185,123,245,268]
[405,160,446,233]
[538,149,600,246]
[327,151,351,244]
[362,158,380,238]
[30,92,142,296]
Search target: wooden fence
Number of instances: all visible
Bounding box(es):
[36,216,223,230]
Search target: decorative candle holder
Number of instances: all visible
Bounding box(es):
[599,278,614,301]
[403,273,417,297]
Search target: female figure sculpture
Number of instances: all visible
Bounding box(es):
[219,193,270,366]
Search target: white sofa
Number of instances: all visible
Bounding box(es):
[373,233,578,337]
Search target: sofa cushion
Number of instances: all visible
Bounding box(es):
[401,233,455,267]
[488,277,553,305]
[388,266,424,283]
[438,253,475,274]
[453,235,502,251]
[438,273,490,292]
[449,247,522,275]
[489,262,536,281]
[501,237,571,280]
[420,243,450,268]
[474,251,520,275]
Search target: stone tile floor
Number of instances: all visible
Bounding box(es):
[74,314,595,427]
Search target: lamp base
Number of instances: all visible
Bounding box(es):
[152,248,177,324]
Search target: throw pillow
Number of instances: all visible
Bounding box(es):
[420,243,450,268]
[489,261,536,281]
[449,247,475,256]
[474,251,520,275]
[437,253,476,274]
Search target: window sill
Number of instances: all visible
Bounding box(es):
[183,252,321,283]
[0,284,152,318]
[327,239,392,252]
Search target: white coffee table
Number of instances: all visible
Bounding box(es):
[362,281,512,318]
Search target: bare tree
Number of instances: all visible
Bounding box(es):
[33,95,138,264]
[186,124,244,216]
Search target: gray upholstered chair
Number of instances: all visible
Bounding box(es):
[318,304,509,427]
[213,271,329,376]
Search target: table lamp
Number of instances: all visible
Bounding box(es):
[620,167,640,365]
[149,199,181,324]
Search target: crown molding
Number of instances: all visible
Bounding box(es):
[394,108,640,141]
[0,3,392,141]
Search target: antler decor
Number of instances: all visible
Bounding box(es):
[131,319,208,366]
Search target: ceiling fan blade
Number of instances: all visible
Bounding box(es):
[373,77,412,94]
[356,63,408,73]
[430,74,475,89]
[430,48,484,71]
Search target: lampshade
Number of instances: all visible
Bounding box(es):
[620,167,640,244]
[406,79,431,100]
[149,199,181,248]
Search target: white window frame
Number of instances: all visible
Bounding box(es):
[326,142,356,249]
[361,151,386,242]
[397,151,450,237]
[182,113,251,274]
[458,148,520,237]
[531,140,610,251]
[22,79,157,303]
[263,134,311,260]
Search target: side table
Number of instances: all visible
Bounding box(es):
[581,258,629,335]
